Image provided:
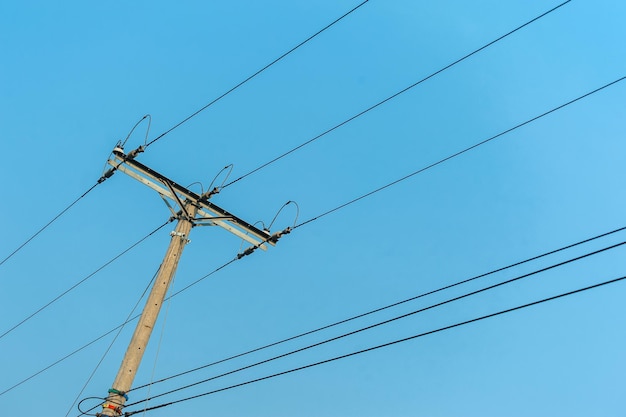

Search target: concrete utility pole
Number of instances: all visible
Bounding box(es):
[98,146,285,416]
[100,202,196,416]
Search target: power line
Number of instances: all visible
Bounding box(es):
[145,0,370,149]
[9,214,622,398]
[124,240,626,406]
[125,274,626,415]
[295,75,626,229]
[223,0,573,188]
[0,220,172,341]
[0,183,99,269]
[9,220,621,403]
[0,320,125,397]
[0,136,149,272]
[128,224,626,392]
[0,255,238,397]
[63,265,160,417]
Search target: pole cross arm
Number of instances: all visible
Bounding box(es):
[107,148,274,249]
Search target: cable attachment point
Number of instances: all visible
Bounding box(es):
[269,227,291,244]
[98,167,116,184]
[126,145,145,160]
[170,231,191,243]
[237,246,256,259]
[199,187,220,203]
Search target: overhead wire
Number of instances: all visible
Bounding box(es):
[0,220,172,341]
[0,183,100,269]
[222,0,573,189]
[123,240,626,406]
[0,114,152,271]
[294,75,626,229]
[8,1,615,413]
[0,1,369,269]
[64,265,161,417]
[8,221,624,399]
[120,115,151,149]
[0,318,132,397]
[5,68,624,393]
[125,274,626,415]
[0,255,238,397]
[127,224,626,392]
[144,0,370,149]
[9,67,623,394]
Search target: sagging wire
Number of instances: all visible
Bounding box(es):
[125,274,626,416]
[186,182,205,196]
[268,201,299,231]
[203,164,234,201]
[121,114,152,149]
[77,397,108,417]
[77,394,126,417]
[186,165,235,206]
[123,241,626,412]
[126,225,626,395]
[100,115,151,181]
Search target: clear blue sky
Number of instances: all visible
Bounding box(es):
[1,1,625,416]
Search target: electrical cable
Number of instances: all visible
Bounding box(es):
[127,224,626,392]
[268,201,299,231]
[0,318,134,397]
[10,221,623,399]
[0,182,100,269]
[126,241,626,405]
[222,0,573,189]
[1,115,152,272]
[294,75,626,229]
[0,255,238,397]
[206,164,234,196]
[78,397,107,417]
[120,115,152,149]
[144,1,370,149]
[166,258,238,300]
[0,220,172,341]
[125,273,626,415]
[64,266,161,417]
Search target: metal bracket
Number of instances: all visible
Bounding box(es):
[107,148,274,250]
[170,231,190,243]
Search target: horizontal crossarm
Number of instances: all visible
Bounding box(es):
[108,149,273,249]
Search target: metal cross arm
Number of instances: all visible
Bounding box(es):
[107,148,274,249]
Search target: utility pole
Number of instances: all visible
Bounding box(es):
[98,146,287,416]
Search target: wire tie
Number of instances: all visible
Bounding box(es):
[102,403,122,413]
[108,388,129,400]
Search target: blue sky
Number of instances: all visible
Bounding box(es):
[1,1,625,416]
